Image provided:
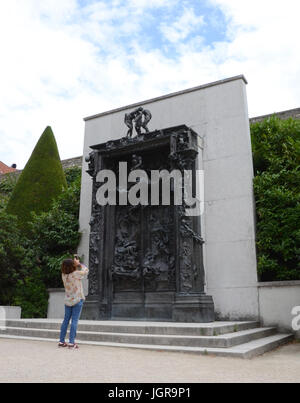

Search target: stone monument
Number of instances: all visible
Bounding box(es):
[82,112,215,322]
[79,76,259,322]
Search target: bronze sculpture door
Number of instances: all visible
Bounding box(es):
[83,124,215,322]
[109,203,176,320]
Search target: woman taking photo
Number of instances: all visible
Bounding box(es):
[58,256,89,349]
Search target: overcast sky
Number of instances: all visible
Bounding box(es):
[1,0,299,169]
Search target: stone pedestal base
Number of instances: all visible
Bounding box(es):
[81,296,110,320]
[172,293,215,323]
[81,297,99,320]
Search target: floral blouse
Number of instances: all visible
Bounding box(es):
[62,264,89,306]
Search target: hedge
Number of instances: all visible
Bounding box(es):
[251,116,300,281]
[6,126,67,231]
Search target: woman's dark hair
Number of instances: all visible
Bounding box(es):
[61,259,76,275]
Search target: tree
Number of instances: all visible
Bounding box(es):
[251,116,300,281]
[0,210,27,305]
[6,126,67,231]
[0,167,81,317]
[28,166,82,288]
[0,173,18,210]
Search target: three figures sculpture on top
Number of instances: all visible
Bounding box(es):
[125,107,152,138]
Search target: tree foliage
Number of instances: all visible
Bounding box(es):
[0,211,28,305]
[0,165,82,317]
[251,116,300,281]
[0,173,18,209]
[6,126,67,231]
[28,167,82,288]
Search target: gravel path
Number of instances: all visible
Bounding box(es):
[0,338,299,383]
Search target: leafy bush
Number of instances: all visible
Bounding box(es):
[13,267,49,318]
[0,158,82,316]
[64,166,82,186]
[28,171,82,288]
[6,126,67,232]
[251,116,300,281]
[0,210,28,305]
[0,173,18,209]
[0,210,48,317]
[0,173,18,195]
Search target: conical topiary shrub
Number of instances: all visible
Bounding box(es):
[6,126,67,230]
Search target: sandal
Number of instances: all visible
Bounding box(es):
[68,343,79,349]
[58,342,68,348]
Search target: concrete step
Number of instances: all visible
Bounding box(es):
[0,332,293,359]
[2,319,260,336]
[0,325,277,348]
[0,319,293,358]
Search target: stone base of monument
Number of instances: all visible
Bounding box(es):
[172,293,215,323]
[0,319,293,359]
[81,297,111,321]
[82,293,215,323]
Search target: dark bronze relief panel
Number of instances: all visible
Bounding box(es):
[112,205,142,292]
[83,123,215,322]
[143,206,176,293]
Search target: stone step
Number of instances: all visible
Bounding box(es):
[0,332,293,359]
[0,325,277,348]
[2,319,260,336]
[0,319,293,358]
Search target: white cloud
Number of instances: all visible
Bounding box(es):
[160,7,205,43]
[207,0,300,115]
[128,0,179,11]
[0,0,300,169]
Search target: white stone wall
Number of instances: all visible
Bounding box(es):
[78,75,259,321]
[0,306,21,320]
[47,289,65,319]
[258,281,300,339]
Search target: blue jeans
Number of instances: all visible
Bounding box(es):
[59,300,84,344]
